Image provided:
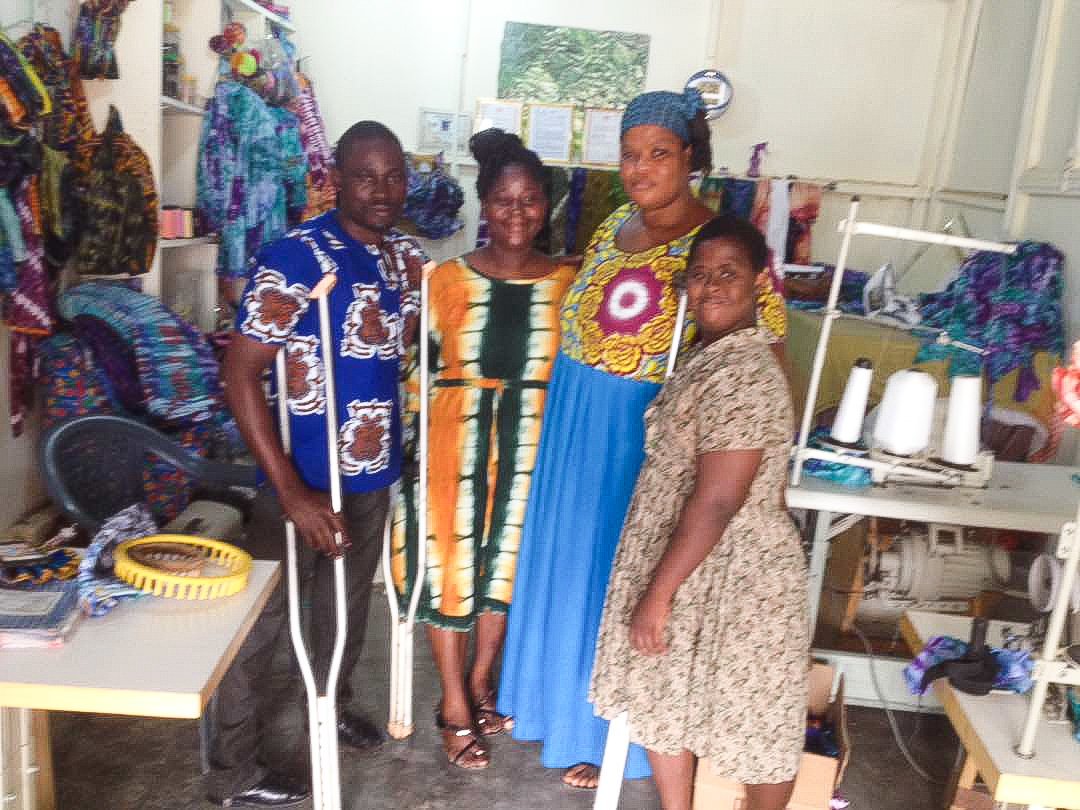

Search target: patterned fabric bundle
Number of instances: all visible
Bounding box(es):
[198,81,308,280]
[58,281,227,426]
[916,241,1065,401]
[77,503,154,617]
[36,332,216,523]
[403,157,464,239]
[288,74,336,220]
[37,332,115,426]
[71,0,133,80]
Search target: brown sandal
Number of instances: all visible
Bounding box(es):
[435,708,490,770]
[472,691,514,737]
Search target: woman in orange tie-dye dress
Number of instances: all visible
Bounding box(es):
[391,128,577,770]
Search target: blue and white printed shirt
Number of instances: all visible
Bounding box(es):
[237,210,426,493]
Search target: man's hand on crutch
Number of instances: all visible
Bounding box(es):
[278,485,350,558]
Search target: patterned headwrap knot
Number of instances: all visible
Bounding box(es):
[620,88,704,142]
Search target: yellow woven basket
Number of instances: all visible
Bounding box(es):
[114,535,252,600]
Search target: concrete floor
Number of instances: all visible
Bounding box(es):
[50,585,962,810]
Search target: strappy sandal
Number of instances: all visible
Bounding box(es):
[472,691,514,737]
[435,708,490,770]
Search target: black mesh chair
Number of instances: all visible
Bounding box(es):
[40,414,256,534]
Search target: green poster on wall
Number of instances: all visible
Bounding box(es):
[498,22,650,108]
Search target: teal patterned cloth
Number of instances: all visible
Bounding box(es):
[197,81,308,281]
[916,241,1064,401]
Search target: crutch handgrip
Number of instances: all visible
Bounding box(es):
[309,274,338,298]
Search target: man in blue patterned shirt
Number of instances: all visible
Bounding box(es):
[206,121,426,808]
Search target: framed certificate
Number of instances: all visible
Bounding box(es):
[417,108,472,155]
[525,103,574,164]
[474,99,524,136]
[582,108,623,166]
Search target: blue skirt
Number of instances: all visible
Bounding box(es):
[498,352,657,779]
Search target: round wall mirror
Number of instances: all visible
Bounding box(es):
[686,69,733,119]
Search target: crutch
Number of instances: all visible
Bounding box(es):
[382,260,436,738]
[274,273,347,810]
[594,285,689,810]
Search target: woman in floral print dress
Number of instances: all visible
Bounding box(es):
[591,215,807,810]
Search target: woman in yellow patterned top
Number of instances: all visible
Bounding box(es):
[498,88,786,789]
[392,129,577,770]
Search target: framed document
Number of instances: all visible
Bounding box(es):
[417,108,472,155]
[474,99,524,136]
[525,103,574,164]
[582,108,623,166]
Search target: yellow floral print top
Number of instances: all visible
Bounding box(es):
[560,204,786,383]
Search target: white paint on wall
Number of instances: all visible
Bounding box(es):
[947,0,1040,194]
[708,0,951,184]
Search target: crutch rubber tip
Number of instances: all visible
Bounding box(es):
[387,721,414,740]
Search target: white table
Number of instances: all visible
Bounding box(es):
[902,610,1080,810]
[0,560,280,810]
[594,462,1080,810]
[789,461,1080,711]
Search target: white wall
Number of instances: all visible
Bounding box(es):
[709,0,951,184]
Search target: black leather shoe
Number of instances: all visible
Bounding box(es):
[336,710,386,751]
[209,772,310,807]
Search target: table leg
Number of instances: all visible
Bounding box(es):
[31,712,54,810]
[807,510,834,631]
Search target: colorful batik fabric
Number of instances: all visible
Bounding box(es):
[391,257,577,630]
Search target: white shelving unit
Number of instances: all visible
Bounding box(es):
[160,235,218,248]
[159,0,225,332]
[160,95,206,116]
[223,0,295,32]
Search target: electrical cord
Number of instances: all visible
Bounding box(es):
[851,622,945,784]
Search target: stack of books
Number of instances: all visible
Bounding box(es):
[0,581,81,649]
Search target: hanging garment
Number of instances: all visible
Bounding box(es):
[573,170,617,257]
[749,179,771,234]
[197,81,308,280]
[786,181,822,264]
[720,177,757,220]
[18,25,96,163]
[72,0,134,80]
[288,73,336,220]
[916,242,1065,402]
[7,176,54,436]
[563,167,587,255]
[71,107,157,277]
[0,31,50,128]
[765,178,790,270]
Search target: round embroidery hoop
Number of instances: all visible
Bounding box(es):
[114,535,252,600]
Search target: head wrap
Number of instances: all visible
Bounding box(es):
[620,88,704,142]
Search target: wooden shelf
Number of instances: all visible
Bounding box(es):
[160,236,219,249]
[161,95,206,116]
[223,0,296,32]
